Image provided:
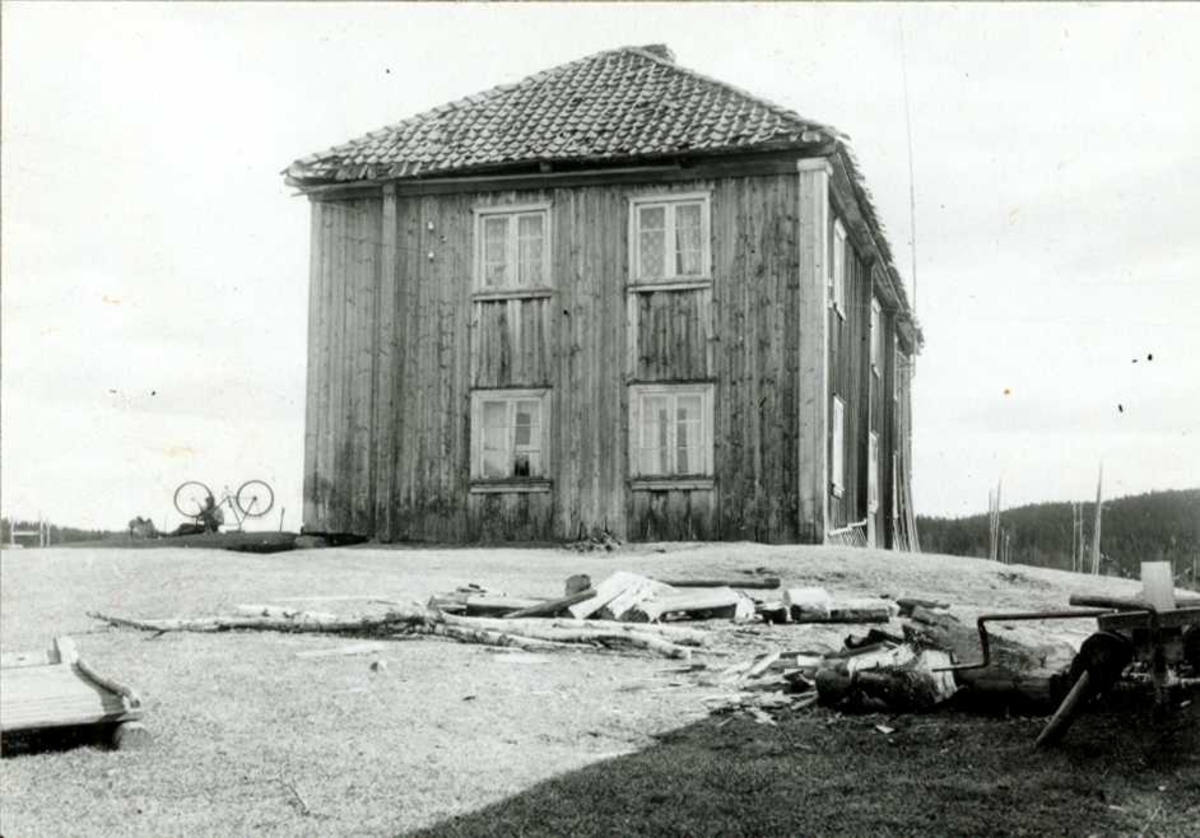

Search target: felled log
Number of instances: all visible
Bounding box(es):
[655,577,782,590]
[503,589,596,619]
[406,623,576,651]
[783,589,895,623]
[816,649,956,712]
[626,588,755,623]
[89,606,428,635]
[439,613,704,656]
[428,594,550,617]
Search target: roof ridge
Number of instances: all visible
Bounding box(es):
[619,45,841,143]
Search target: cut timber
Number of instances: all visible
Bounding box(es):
[503,589,597,619]
[783,587,833,620]
[816,647,956,712]
[566,571,652,619]
[598,578,677,621]
[429,594,550,617]
[656,577,782,590]
[627,587,754,623]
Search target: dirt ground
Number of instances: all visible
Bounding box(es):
[0,542,1190,837]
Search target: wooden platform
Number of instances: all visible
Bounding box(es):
[1,637,142,735]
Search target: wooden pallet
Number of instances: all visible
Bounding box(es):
[1,636,145,746]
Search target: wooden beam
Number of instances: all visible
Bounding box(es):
[796,157,832,543]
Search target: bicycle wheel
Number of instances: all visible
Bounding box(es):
[235,480,275,518]
[174,481,214,518]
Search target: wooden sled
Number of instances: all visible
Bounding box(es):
[1,636,147,749]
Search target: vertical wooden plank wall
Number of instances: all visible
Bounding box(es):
[305,172,810,542]
[303,196,383,535]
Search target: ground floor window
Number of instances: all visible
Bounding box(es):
[470,389,550,481]
[831,395,846,498]
[628,383,714,477]
[868,431,880,512]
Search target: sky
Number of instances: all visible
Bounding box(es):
[2,2,1198,531]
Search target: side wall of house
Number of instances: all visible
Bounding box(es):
[302,172,806,542]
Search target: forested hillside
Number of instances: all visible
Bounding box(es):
[918,489,1200,586]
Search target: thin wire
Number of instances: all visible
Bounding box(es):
[899,13,919,314]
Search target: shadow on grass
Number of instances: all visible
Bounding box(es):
[1,723,117,758]
[407,702,1200,838]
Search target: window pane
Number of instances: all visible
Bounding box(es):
[482,401,509,477]
[638,206,666,280]
[517,214,544,287]
[514,400,540,448]
[483,216,509,287]
[674,393,703,475]
[640,394,670,473]
[674,203,703,276]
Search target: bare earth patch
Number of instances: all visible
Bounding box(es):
[0,543,1188,836]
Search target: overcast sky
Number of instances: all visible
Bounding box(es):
[3,2,1197,531]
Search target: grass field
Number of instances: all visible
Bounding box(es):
[1,543,1196,837]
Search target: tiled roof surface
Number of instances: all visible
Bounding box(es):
[286,45,835,184]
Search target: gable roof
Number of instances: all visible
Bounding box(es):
[285,44,836,185]
[286,44,920,343]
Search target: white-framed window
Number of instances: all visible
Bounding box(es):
[831,394,846,498]
[629,193,711,284]
[831,217,847,317]
[868,431,880,512]
[470,389,551,481]
[629,383,714,477]
[473,204,551,291]
[894,348,904,402]
[871,297,882,376]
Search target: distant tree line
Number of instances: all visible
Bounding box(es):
[0,518,122,546]
[917,488,1200,587]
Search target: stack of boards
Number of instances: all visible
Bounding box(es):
[1,636,147,749]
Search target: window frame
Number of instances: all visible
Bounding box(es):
[469,388,552,490]
[831,217,847,318]
[871,297,882,377]
[830,394,846,498]
[472,203,553,294]
[628,192,712,286]
[868,431,880,512]
[628,382,715,480]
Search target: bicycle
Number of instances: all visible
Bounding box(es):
[173,479,275,532]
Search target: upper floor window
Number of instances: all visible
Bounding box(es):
[629,383,714,477]
[470,389,550,481]
[871,297,882,376]
[630,193,711,284]
[831,218,847,317]
[474,204,551,291]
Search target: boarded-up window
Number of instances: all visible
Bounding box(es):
[868,431,880,512]
[474,205,550,290]
[831,395,846,498]
[471,389,550,481]
[630,194,711,283]
[871,298,882,376]
[832,218,847,316]
[629,384,714,477]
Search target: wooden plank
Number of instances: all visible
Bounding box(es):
[796,159,832,543]
[566,571,650,619]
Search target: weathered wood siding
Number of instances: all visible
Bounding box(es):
[303,197,382,535]
[304,173,806,542]
[827,233,871,532]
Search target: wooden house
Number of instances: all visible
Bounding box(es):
[285,45,922,545]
